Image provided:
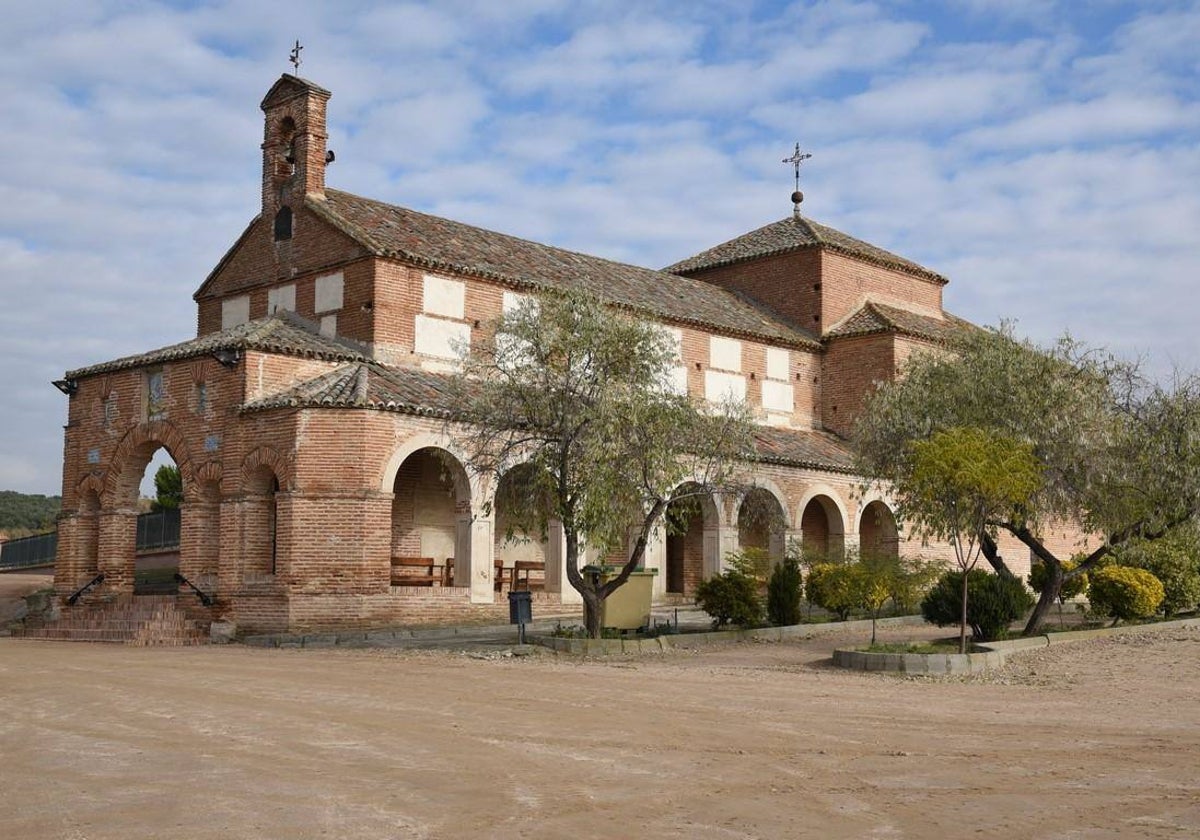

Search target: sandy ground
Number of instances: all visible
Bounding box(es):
[1,622,1198,840]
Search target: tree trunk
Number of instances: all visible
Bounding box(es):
[959,570,969,654]
[582,586,603,639]
[1023,556,1062,636]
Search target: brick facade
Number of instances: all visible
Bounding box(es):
[51,72,1087,634]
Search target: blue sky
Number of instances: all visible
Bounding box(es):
[1,0,1197,496]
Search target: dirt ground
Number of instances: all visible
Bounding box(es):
[2,615,1198,840]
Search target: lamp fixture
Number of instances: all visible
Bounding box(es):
[52,379,78,396]
[211,348,242,368]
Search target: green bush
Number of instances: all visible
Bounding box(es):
[1087,566,1165,622]
[920,569,1034,641]
[1115,530,1200,617]
[695,570,763,629]
[766,557,803,626]
[1027,557,1089,603]
[888,556,940,615]
[805,562,857,620]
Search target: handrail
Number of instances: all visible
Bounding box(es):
[66,573,105,606]
[173,573,213,607]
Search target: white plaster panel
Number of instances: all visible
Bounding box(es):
[709,336,742,372]
[705,370,746,403]
[315,272,344,313]
[502,290,535,314]
[221,295,250,329]
[415,314,471,359]
[660,325,683,362]
[319,314,337,338]
[766,346,790,381]
[267,284,296,314]
[423,274,466,319]
[762,379,795,413]
[670,366,689,396]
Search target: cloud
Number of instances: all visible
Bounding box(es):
[0,0,1197,495]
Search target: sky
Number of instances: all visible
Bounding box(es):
[1,0,1197,496]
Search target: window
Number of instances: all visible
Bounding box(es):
[273,207,293,241]
[195,382,208,415]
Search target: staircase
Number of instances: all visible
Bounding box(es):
[19,595,212,646]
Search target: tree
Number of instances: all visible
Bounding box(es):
[901,426,1042,652]
[1028,556,1089,627]
[151,465,182,512]
[766,555,803,626]
[854,325,1200,636]
[447,290,754,638]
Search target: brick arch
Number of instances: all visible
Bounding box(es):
[75,473,105,510]
[102,421,195,508]
[185,460,224,504]
[379,432,475,501]
[240,447,292,493]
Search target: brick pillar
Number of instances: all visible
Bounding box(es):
[180,501,220,596]
[217,498,242,595]
[98,509,137,594]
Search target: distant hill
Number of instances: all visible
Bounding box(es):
[0,491,62,537]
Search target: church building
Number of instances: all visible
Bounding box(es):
[48,73,1043,636]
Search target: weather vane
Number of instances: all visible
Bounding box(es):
[289,40,303,74]
[782,142,813,216]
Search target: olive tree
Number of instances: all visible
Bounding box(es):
[855,325,1200,636]
[447,290,754,638]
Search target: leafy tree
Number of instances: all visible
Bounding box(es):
[887,555,940,615]
[854,325,1200,636]
[805,561,857,620]
[0,491,62,535]
[151,465,182,512]
[695,569,763,628]
[902,426,1042,652]
[921,569,1034,642]
[447,290,754,638]
[1087,566,1165,624]
[1112,525,1200,617]
[766,555,803,626]
[1029,556,1089,626]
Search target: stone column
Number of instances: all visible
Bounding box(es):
[466,515,494,604]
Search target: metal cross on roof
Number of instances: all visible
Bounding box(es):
[289,40,303,74]
[783,142,813,214]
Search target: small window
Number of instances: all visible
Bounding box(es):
[195,382,208,415]
[274,207,293,241]
[102,396,117,428]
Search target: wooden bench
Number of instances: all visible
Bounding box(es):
[494,557,508,592]
[512,560,546,591]
[391,557,444,587]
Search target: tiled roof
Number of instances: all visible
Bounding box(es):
[244,360,855,471]
[824,301,972,343]
[751,426,855,473]
[242,361,460,416]
[308,189,820,348]
[66,312,369,379]
[665,215,947,284]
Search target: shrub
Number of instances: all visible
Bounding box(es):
[1115,530,1200,617]
[1087,566,1165,622]
[888,556,940,615]
[921,569,1034,641]
[1027,557,1089,603]
[805,562,857,620]
[766,557,803,626]
[725,548,773,588]
[695,570,763,628]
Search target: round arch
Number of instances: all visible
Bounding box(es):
[796,484,849,560]
[379,432,477,501]
[102,420,195,508]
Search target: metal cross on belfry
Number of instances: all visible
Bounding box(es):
[783,142,813,214]
[289,40,303,74]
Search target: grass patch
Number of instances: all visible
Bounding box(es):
[860,641,960,655]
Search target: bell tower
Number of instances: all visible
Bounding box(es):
[259,74,332,224]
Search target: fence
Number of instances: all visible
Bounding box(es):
[0,508,182,570]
